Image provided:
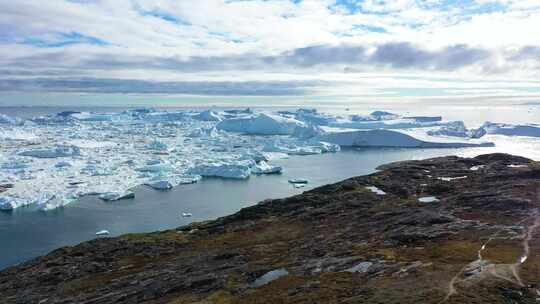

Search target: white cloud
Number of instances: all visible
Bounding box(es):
[0,0,539,98]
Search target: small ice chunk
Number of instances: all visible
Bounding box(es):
[289,178,309,184]
[145,140,168,151]
[418,196,440,203]
[181,212,192,217]
[146,180,173,190]
[366,186,386,195]
[99,191,135,201]
[252,161,282,174]
[55,161,72,168]
[294,183,306,188]
[252,269,289,288]
[95,230,110,236]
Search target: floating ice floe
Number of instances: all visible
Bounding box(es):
[18,145,81,158]
[289,178,309,184]
[181,212,192,217]
[146,180,173,190]
[95,230,110,236]
[99,191,135,201]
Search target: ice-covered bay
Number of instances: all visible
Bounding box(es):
[0,107,537,211]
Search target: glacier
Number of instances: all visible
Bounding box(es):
[0,107,535,212]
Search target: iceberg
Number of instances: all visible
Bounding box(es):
[217,113,305,135]
[145,180,173,190]
[36,194,78,211]
[192,110,223,121]
[481,122,540,137]
[2,107,535,213]
[0,196,29,210]
[188,161,252,179]
[294,109,336,126]
[319,129,494,148]
[329,117,453,130]
[95,230,110,236]
[70,112,115,121]
[289,178,308,184]
[99,191,135,201]
[187,127,219,138]
[427,121,486,138]
[252,161,282,174]
[0,113,24,125]
[18,145,81,158]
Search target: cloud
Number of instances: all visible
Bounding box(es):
[0,78,325,96]
[0,0,539,98]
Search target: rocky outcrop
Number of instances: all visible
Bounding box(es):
[1,153,539,303]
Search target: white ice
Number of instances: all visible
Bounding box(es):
[481,122,540,137]
[366,186,386,195]
[0,108,538,212]
[418,196,440,203]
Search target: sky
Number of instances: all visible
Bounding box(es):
[1,0,540,105]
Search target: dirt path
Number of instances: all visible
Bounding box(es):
[440,208,540,303]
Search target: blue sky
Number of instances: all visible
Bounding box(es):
[1,0,540,103]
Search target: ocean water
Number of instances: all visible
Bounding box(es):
[1,104,539,270]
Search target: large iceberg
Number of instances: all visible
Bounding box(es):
[217,114,305,135]
[319,129,494,148]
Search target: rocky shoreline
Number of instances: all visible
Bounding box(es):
[1,153,539,303]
